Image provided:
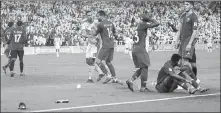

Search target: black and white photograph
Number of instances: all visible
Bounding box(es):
[1,0,220,112]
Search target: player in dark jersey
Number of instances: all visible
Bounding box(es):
[82,10,123,85]
[126,14,159,92]
[7,21,28,77]
[155,54,209,94]
[2,22,14,74]
[176,1,199,78]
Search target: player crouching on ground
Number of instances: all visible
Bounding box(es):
[155,54,209,94]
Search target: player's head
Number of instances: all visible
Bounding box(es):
[184,1,194,12]
[97,10,106,22]
[171,54,181,66]
[16,21,23,27]
[86,11,93,23]
[141,14,151,22]
[8,22,14,28]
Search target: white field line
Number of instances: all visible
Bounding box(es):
[28,93,220,112]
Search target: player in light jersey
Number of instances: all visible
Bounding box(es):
[207,38,213,52]
[81,11,106,83]
[124,37,134,59]
[54,34,62,57]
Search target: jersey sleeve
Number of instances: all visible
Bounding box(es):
[192,14,199,30]
[163,63,174,75]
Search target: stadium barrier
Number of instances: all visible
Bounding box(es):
[0,44,219,56]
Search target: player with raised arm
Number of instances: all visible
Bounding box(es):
[81,11,106,83]
[126,14,160,92]
[155,54,209,94]
[2,22,14,74]
[176,1,199,78]
[54,33,62,57]
[82,10,123,85]
[7,21,28,77]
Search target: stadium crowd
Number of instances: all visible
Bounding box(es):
[1,1,220,47]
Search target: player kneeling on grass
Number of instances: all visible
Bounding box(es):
[155,54,209,94]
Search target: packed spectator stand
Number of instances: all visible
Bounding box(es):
[1,1,220,47]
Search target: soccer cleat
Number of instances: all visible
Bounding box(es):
[18,102,26,110]
[126,80,134,92]
[112,79,124,85]
[20,73,25,76]
[140,87,153,92]
[10,71,15,77]
[2,66,6,74]
[188,88,198,94]
[97,74,105,82]
[86,79,94,83]
[199,87,209,93]
[103,76,112,84]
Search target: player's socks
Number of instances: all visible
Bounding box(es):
[180,83,197,94]
[140,67,148,87]
[192,66,197,77]
[2,66,6,74]
[9,60,15,72]
[131,68,142,82]
[106,62,116,78]
[128,51,132,59]
[20,62,24,74]
[97,62,107,74]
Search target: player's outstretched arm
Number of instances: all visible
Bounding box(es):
[147,18,160,28]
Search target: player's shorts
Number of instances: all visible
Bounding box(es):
[55,45,60,49]
[86,44,97,58]
[9,50,24,61]
[155,76,177,93]
[207,43,212,48]
[4,49,10,58]
[132,51,150,68]
[178,44,196,63]
[97,48,114,62]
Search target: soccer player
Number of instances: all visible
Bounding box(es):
[176,1,199,77]
[126,14,160,92]
[7,21,27,77]
[207,38,213,52]
[54,34,62,57]
[2,22,14,74]
[155,54,209,94]
[81,11,105,83]
[82,10,123,85]
[124,37,133,59]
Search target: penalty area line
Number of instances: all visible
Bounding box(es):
[28,93,220,112]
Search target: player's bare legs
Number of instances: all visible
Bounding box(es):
[2,58,11,74]
[56,49,60,57]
